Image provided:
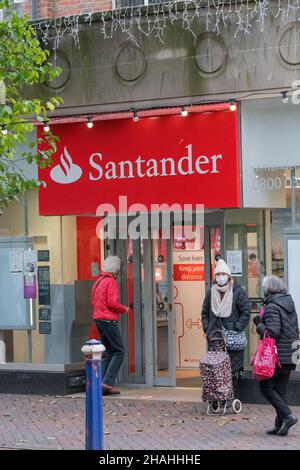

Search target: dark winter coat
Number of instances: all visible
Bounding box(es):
[201,282,250,373]
[256,293,299,366]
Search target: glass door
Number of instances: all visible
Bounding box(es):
[109,217,146,385]
[109,216,175,387]
[204,211,225,290]
[152,233,176,386]
[170,212,224,387]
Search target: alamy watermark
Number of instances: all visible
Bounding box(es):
[94,196,204,241]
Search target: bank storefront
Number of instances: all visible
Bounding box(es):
[0,99,299,397]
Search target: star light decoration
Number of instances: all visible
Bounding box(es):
[36,0,300,49]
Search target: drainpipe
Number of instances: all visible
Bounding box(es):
[31,0,37,20]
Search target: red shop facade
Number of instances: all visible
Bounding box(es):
[37,106,242,388]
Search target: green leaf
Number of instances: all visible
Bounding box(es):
[46,101,55,112]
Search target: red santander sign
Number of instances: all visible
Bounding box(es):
[38,111,240,215]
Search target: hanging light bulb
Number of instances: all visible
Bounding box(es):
[181,106,188,117]
[133,110,139,122]
[43,120,50,132]
[281,91,289,104]
[229,100,237,112]
[1,125,8,135]
[87,116,94,128]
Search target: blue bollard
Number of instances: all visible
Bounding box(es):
[81,339,106,450]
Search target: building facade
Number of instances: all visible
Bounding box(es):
[0,1,300,397]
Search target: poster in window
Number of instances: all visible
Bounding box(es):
[226,250,243,277]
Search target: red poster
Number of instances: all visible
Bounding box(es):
[38,111,240,215]
[173,264,205,281]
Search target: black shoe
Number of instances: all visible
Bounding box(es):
[277,414,298,436]
[266,426,281,435]
[266,416,282,435]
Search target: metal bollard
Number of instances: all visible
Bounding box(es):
[81,339,106,450]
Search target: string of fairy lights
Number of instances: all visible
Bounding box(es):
[0,91,296,136]
[33,0,300,48]
[1,2,298,136]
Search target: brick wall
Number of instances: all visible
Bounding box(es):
[25,1,113,20]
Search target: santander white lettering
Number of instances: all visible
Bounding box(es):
[89,153,103,180]
[88,145,222,181]
[177,143,194,176]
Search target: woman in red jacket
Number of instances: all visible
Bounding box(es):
[92,255,130,395]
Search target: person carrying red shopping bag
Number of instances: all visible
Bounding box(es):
[251,306,281,381]
[252,276,299,436]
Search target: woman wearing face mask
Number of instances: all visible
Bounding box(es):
[201,259,250,390]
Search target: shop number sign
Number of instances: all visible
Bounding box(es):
[253,175,300,191]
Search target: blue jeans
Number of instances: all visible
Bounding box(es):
[95,320,125,387]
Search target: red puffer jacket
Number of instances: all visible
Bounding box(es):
[92,272,127,322]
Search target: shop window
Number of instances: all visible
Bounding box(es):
[225,209,266,368]
[271,207,300,279]
[0,198,105,366]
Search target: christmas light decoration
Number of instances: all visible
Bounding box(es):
[34,1,299,49]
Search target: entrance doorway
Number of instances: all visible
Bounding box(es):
[173,211,224,387]
[108,211,224,388]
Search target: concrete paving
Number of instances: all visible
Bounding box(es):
[0,387,299,450]
[75,386,202,402]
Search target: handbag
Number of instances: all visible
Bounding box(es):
[222,327,247,351]
[250,306,281,380]
[250,331,281,380]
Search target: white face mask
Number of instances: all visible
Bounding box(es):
[215,274,229,287]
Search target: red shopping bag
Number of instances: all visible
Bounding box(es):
[250,331,281,380]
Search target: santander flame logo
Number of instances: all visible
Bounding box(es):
[50,147,82,184]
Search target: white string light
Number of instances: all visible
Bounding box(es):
[87,116,94,128]
[281,91,289,104]
[229,100,237,111]
[181,106,188,117]
[1,125,8,135]
[133,110,139,122]
[34,1,300,49]
[0,92,295,133]
[43,120,50,132]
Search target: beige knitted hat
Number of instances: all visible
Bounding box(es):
[214,259,231,276]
